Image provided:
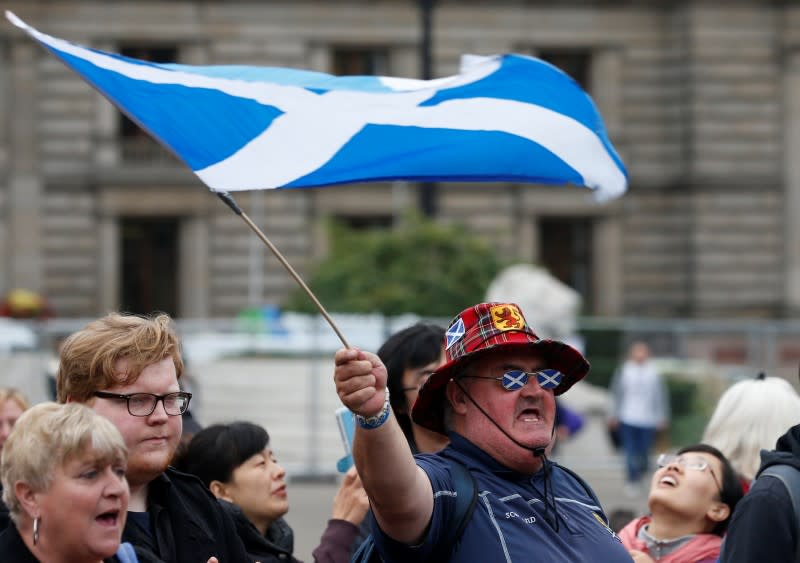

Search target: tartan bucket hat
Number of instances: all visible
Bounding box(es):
[411,302,590,435]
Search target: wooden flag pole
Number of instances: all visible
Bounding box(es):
[216,191,351,349]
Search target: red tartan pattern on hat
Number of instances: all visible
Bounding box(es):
[412,302,590,435]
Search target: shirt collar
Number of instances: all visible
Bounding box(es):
[444,431,545,482]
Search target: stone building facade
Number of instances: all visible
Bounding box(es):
[0,0,798,319]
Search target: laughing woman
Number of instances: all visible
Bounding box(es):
[619,444,744,563]
[0,402,137,563]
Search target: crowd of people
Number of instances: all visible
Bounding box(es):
[0,302,799,562]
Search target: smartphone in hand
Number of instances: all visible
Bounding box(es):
[335,407,356,473]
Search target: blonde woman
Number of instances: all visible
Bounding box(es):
[0,402,136,562]
[0,388,28,452]
[702,374,800,490]
[0,388,29,531]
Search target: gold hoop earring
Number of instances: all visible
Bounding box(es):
[33,516,40,546]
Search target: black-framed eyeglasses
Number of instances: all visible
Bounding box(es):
[657,453,722,494]
[93,391,192,417]
[460,369,563,391]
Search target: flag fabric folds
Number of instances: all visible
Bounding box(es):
[6,11,628,200]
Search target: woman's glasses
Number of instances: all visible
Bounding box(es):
[657,453,722,494]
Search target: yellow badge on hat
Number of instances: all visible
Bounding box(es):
[489,304,525,331]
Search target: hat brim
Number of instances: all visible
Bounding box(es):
[410,339,589,435]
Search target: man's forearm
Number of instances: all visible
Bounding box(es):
[353,410,433,543]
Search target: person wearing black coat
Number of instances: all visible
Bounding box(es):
[55,312,250,563]
[720,422,800,562]
[177,421,367,563]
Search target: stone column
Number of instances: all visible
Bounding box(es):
[593,215,622,316]
[179,215,210,318]
[7,40,43,291]
[0,40,8,294]
[785,47,800,313]
[98,215,119,313]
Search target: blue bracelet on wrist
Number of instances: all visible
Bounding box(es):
[355,388,391,429]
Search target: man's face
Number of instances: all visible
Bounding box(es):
[451,349,556,473]
[90,357,182,487]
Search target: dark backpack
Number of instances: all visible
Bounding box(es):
[758,464,800,561]
[350,459,478,563]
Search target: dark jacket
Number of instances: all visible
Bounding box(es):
[0,486,9,534]
[0,521,127,562]
[122,467,249,563]
[720,422,800,562]
[219,499,360,563]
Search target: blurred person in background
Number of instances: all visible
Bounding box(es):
[56,312,249,562]
[619,444,743,563]
[0,387,29,531]
[0,388,28,453]
[609,341,670,496]
[702,373,800,491]
[0,402,137,562]
[379,323,448,454]
[177,421,369,563]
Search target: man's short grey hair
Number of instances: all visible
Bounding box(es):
[1,402,127,523]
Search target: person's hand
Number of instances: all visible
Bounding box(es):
[629,549,655,563]
[334,348,387,417]
[332,465,370,525]
[607,417,619,431]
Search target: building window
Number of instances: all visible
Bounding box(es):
[538,217,593,312]
[120,217,180,316]
[118,45,179,162]
[332,47,389,76]
[335,215,394,231]
[537,49,591,92]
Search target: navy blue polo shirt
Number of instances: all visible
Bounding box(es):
[372,433,632,562]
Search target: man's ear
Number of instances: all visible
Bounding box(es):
[706,501,730,525]
[445,380,468,415]
[14,481,40,519]
[209,480,233,502]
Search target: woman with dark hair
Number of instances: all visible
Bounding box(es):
[379,323,448,454]
[619,443,744,563]
[177,421,367,563]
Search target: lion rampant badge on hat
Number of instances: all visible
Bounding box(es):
[411,302,590,435]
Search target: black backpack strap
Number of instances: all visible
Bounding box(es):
[427,458,479,562]
[555,463,605,521]
[759,464,800,562]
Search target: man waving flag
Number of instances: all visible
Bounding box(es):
[5,11,627,200]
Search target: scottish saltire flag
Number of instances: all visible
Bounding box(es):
[7,11,627,200]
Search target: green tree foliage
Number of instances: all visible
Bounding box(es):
[284,215,504,316]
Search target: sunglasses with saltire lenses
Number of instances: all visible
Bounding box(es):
[461,368,564,391]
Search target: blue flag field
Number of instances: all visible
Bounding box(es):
[7,11,628,200]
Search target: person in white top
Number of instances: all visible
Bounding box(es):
[609,342,670,494]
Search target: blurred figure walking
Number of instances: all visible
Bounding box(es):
[609,342,670,496]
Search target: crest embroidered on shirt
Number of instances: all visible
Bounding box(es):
[592,512,621,542]
[490,304,524,331]
[446,317,466,349]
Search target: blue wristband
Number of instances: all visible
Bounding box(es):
[355,388,391,429]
